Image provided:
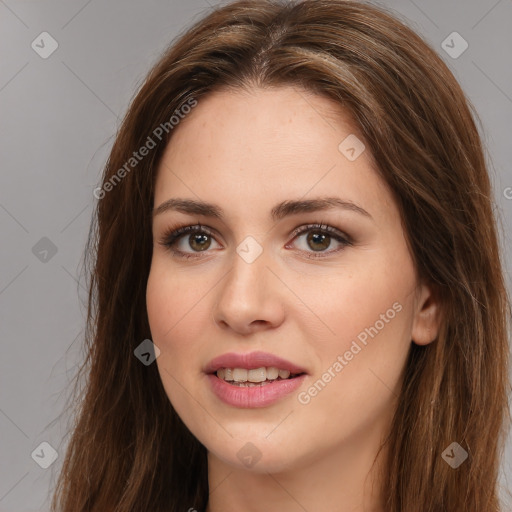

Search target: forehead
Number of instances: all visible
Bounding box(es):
[161,85,363,167]
[153,86,392,226]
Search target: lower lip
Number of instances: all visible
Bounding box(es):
[206,373,307,408]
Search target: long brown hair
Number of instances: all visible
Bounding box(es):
[50,1,511,510]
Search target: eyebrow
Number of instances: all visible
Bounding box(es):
[152,196,373,222]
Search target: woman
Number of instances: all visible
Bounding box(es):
[51,1,511,511]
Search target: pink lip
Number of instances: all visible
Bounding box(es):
[206,373,307,408]
[203,351,308,408]
[204,350,308,374]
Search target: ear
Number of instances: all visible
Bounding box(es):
[411,281,442,346]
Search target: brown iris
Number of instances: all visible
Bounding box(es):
[188,233,211,252]
[307,231,330,251]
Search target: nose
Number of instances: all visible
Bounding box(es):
[211,244,286,335]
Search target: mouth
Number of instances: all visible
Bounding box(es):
[203,351,308,407]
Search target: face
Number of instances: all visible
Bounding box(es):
[146,85,438,474]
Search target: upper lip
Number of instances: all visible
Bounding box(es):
[204,351,308,375]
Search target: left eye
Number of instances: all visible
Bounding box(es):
[158,223,353,260]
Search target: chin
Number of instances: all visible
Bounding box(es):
[214,446,299,474]
[203,432,305,474]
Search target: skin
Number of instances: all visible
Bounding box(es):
[146,85,441,512]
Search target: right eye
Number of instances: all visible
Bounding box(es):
[158,223,221,259]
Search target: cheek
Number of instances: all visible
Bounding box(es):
[296,258,413,352]
[146,261,211,383]
[146,262,227,439]
[291,285,413,452]
[147,262,206,341]
[296,250,415,403]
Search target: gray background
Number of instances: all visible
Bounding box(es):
[0,0,511,510]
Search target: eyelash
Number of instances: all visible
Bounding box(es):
[157,222,353,260]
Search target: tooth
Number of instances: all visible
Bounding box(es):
[278,369,290,379]
[220,367,294,383]
[266,367,279,380]
[247,367,266,382]
[233,368,248,382]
